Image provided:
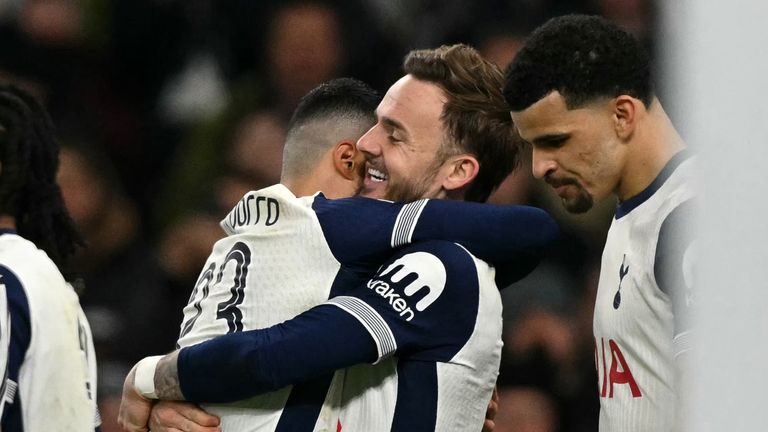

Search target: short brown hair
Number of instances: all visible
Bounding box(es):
[404,44,520,203]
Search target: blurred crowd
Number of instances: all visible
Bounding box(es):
[0,0,655,430]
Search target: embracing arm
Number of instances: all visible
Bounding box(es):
[118,306,375,430]
[316,196,558,275]
[128,241,480,404]
[128,305,378,404]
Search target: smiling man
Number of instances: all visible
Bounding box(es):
[119,46,557,432]
[359,61,512,205]
[504,15,697,431]
[358,75,470,203]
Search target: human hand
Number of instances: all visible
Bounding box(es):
[117,365,154,432]
[482,386,499,432]
[148,400,221,432]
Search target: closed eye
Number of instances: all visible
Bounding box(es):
[533,134,569,148]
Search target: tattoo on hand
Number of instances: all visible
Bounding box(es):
[154,351,186,400]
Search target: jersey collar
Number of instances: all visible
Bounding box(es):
[0,228,17,236]
[615,149,693,219]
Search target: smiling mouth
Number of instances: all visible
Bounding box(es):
[367,167,388,182]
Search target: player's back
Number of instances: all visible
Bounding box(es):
[176,184,344,430]
[0,231,99,431]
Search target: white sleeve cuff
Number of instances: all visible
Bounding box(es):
[134,355,164,399]
[325,296,397,363]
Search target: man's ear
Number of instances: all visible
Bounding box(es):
[613,95,639,140]
[442,154,480,192]
[333,141,359,181]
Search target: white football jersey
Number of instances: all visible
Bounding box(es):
[174,184,551,431]
[0,230,99,431]
[176,184,343,431]
[177,238,504,432]
[594,152,696,431]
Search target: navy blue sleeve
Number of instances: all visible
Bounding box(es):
[178,304,378,403]
[313,195,558,278]
[177,242,488,403]
[325,240,484,362]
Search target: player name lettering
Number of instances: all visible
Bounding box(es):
[227,193,280,230]
[366,279,415,321]
[595,337,642,398]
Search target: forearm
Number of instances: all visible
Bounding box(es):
[177,306,376,403]
[156,351,185,400]
[131,351,185,401]
[134,305,377,404]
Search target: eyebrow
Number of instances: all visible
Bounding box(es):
[530,133,569,146]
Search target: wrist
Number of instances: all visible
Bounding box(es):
[134,355,164,399]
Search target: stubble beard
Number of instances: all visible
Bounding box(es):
[561,184,594,214]
[384,174,435,202]
[384,158,444,202]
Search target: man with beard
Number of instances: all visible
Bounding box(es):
[120,45,555,431]
[503,15,696,431]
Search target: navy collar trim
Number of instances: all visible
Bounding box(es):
[0,228,17,236]
[615,149,692,219]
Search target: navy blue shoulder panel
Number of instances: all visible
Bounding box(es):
[353,240,481,362]
[0,265,32,431]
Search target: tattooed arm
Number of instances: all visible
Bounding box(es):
[118,352,219,432]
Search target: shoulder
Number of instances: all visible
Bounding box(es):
[353,240,493,360]
[382,240,479,279]
[0,235,58,278]
[369,240,484,317]
[0,235,72,307]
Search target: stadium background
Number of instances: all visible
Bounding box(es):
[0,1,656,430]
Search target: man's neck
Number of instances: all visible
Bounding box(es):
[617,100,687,201]
[284,172,356,200]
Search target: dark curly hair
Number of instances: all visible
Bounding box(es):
[0,83,85,270]
[404,44,521,203]
[503,15,653,111]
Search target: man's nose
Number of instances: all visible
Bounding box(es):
[356,125,381,157]
[531,148,557,179]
